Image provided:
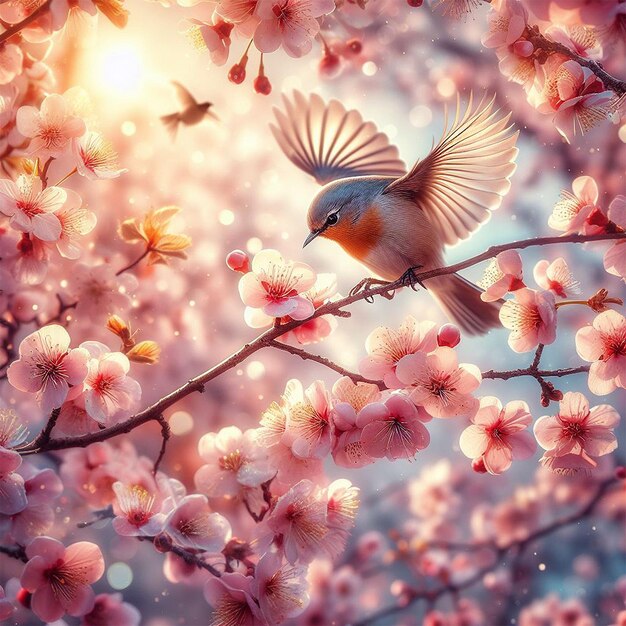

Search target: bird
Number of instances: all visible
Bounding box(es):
[160,81,217,139]
[270,91,519,335]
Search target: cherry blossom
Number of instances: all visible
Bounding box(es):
[0,443,26,515]
[112,482,165,537]
[257,401,324,489]
[163,494,232,552]
[533,257,580,297]
[0,174,66,241]
[604,195,626,281]
[215,0,259,37]
[54,188,97,259]
[239,249,316,321]
[548,61,613,143]
[396,347,482,418]
[184,18,234,66]
[7,324,89,412]
[534,392,620,475]
[252,552,310,624]
[49,0,97,31]
[195,426,274,497]
[0,43,23,85]
[16,93,86,158]
[254,0,336,58]
[459,397,536,474]
[356,393,431,460]
[331,377,380,468]
[0,464,63,544]
[575,309,626,395]
[360,316,438,388]
[80,342,142,424]
[549,175,608,235]
[1,232,50,285]
[20,537,105,622]
[324,479,360,557]
[282,379,332,459]
[478,250,525,302]
[481,0,528,49]
[73,131,126,180]
[0,586,14,621]
[499,288,557,353]
[204,574,265,624]
[265,479,328,564]
[80,593,141,626]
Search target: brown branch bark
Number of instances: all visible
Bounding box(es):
[16,231,625,456]
[0,0,51,45]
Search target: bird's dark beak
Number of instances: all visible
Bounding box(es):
[303,230,321,248]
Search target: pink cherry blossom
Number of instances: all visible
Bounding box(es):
[72,131,126,180]
[330,377,380,468]
[481,0,529,49]
[549,175,608,235]
[68,263,137,319]
[204,573,264,624]
[1,231,50,285]
[282,379,332,459]
[278,273,338,344]
[360,316,438,388]
[396,347,482,418]
[163,494,232,551]
[7,324,89,412]
[185,18,234,66]
[499,288,557,353]
[478,250,525,302]
[239,249,316,322]
[324,479,360,557]
[533,257,580,297]
[604,195,626,280]
[49,0,97,31]
[254,0,336,58]
[81,593,141,626]
[54,395,100,436]
[356,393,430,460]
[16,93,86,158]
[257,402,324,489]
[252,552,310,624]
[21,537,105,622]
[80,342,142,424]
[216,0,259,37]
[0,174,66,241]
[544,24,603,60]
[534,391,620,475]
[54,188,97,259]
[459,397,536,474]
[112,481,166,537]
[0,448,26,515]
[575,309,626,395]
[195,426,274,497]
[0,43,23,85]
[0,464,62,544]
[0,586,14,621]
[266,479,328,564]
[548,61,613,143]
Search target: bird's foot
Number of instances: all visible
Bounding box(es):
[400,265,425,291]
[349,277,394,302]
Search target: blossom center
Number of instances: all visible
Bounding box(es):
[219,450,243,472]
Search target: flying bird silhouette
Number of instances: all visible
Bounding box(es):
[161,81,217,139]
[270,91,519,335]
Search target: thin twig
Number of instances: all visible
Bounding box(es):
[116,249,150,276]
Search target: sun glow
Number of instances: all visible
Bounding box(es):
[99,45,143,93]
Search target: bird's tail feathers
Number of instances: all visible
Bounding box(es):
[425,273,501,336]
[160,112,180,139]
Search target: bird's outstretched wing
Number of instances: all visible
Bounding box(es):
[171,81,197,109]
[384,94,519,247]
[271,91,406,185]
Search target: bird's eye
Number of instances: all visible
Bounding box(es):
[326,213,339,226]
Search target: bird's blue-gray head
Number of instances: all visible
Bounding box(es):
[303,176,392,248]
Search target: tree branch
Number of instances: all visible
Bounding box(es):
[16,231,625,456]
[353,476,620,625]
[0,0,52,45]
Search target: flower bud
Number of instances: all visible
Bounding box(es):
[228,56,247,84]
[254,74,272,95]
[17,588,32,609]
[345,38,362,55]
[616,466,626,480]
[437,323,461,348]
[319,51,342,78]
[153,532,172,553]
[472,457,488,473]
[226,249,250,273]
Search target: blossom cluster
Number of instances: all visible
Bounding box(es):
[482,0,624,141]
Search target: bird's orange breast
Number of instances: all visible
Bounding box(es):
[324,206,383,260]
